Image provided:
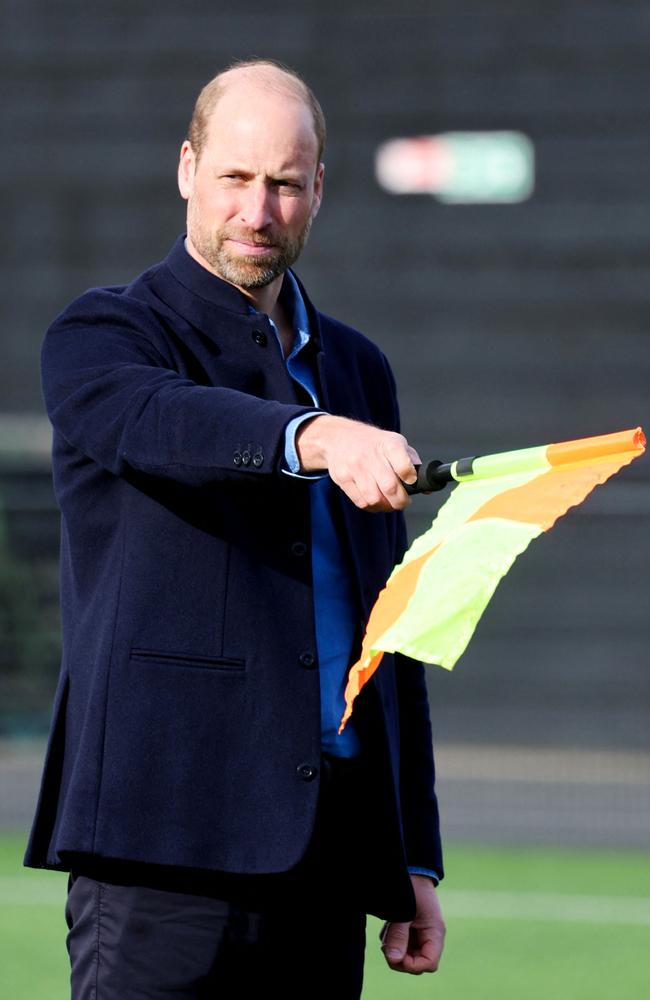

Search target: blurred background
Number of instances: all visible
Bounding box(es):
[1,2,648,998]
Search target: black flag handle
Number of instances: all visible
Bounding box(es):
[404,460,454,495]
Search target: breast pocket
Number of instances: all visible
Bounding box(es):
[129,648,246,671]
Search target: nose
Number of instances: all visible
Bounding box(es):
[240,181,273,231]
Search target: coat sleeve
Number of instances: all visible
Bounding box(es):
[41,290,317,486]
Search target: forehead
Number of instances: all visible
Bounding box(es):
[203,84,319,174]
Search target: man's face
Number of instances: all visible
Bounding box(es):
[178,82,324,291]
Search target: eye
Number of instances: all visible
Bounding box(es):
[275,179,304,193]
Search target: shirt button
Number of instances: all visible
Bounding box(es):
[252,451,264,467]
[299,651,317,669]
[297,764,318,781]
[241,450,251,466]
[252,329,268,347]
[233,451,242,466]
[290,541,307,557]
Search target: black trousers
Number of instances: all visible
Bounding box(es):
[64,754,404,999]
[65,875,366,999]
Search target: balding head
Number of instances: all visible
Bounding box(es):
[187,59,326,166]
[177,58,325,299]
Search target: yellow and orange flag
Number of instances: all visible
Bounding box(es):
[340,427,645,732]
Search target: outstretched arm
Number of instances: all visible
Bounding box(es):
[296,413,421,512]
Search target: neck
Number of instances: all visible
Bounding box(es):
[236,277,283,317]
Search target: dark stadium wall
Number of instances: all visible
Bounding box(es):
[1,1,648,749]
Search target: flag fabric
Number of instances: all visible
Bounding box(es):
[339,427,645,732]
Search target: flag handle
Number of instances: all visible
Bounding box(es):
[404,459,453,494]
[404,426,645,495]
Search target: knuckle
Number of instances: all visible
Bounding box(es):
[377,475,399,497]
[383,432,406,453]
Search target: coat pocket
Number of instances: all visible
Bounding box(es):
[129,648,245,671]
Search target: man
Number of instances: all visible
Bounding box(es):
[25,60,445,998]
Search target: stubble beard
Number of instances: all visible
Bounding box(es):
[189,210,313,290]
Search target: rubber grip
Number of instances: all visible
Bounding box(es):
[404,460,451,495]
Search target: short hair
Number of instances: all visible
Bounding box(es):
[187,58,326,165]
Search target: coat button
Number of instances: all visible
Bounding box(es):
[252,329,267,346]
[241,450,251,466]
[290,541,307,557]
[233,451,242,466]
[297,763,318,781]
[299,651,316,668]
[252,451,264,467]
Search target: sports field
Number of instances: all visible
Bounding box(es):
[2,833,649,999]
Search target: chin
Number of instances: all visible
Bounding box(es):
[219,257,285,289]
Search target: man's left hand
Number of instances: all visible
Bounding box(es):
[380,875,446,975]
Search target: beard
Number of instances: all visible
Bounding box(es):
[188,209,313,289]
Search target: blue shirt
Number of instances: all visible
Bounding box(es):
[261,272,439,882]
[272,271,361,757]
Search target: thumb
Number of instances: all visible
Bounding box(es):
[380,921,409,964]
[406,445,421,466]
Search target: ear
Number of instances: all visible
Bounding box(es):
[310,162,325,220]
[178,140,196,201]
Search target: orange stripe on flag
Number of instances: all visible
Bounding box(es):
[468,455,639,531]
[363,548,435,644]
[339,651,384,733]
[547,427,645,467]
[339,546,439,732]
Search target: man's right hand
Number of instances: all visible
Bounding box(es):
[295,414,420,512]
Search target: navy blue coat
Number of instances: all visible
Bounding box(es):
[25,236,443,916]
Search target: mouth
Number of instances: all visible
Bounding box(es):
[225,238,277,257]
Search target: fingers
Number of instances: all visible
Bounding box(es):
[402,926,444,973]
[336,450,411,512]
[380,875,446,975]
[300,416,418,512]
[295,415,419,512]
[380,922,444,975]
[406,444,422,475]
[379,437,418,489]
[380,919,410,967]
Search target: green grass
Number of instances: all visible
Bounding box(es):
[0,834,69,998]
[2,834,649,999]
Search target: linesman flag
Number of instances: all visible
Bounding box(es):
[339,427,645,733]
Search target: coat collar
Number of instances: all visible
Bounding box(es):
[159,234,325,352]
[164,234,251,315]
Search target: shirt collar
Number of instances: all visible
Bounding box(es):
[247,269,312,359]
[279,270,311,358]
[281,270,310,341]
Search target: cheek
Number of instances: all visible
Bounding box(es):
[193,187,239,227]
[280,199,314,230]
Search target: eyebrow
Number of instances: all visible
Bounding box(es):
[215,166,308,184]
